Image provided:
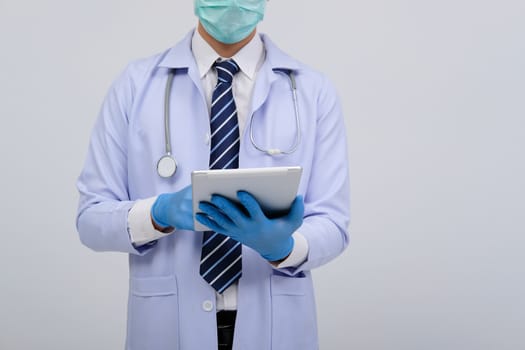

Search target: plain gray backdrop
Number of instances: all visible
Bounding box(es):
[1,0,524,349]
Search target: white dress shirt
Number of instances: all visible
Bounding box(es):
[127,29,308,310]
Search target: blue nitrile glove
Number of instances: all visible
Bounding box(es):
[196,191,304,261]
[151,185,194,231]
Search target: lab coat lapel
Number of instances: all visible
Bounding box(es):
[250,34,301,117]
[157,30,207,105]
[250,60,278,116]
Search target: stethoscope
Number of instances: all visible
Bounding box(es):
[157,69,301,178]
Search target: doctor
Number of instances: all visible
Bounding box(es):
[76,0,350,349]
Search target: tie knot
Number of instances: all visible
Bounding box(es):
[214,59,239,84]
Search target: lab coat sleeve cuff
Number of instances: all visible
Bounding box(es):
[128,196,174,246]
[273,232,309,269]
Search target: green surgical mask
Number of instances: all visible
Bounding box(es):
[194,0,266,44]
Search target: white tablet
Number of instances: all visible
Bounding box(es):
[192,166,302,231]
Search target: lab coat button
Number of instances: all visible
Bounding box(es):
[202,300,214,312]
[205,133,211,145]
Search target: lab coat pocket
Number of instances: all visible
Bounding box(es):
[270,274,318,350]
[126,276,180,350]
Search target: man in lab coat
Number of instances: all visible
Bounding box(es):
[76,1,350,349]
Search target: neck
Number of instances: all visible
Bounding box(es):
[198,22,256,58]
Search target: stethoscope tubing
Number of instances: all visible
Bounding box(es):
[159,68,300,177]
[249,69,301,155]
[164,71,175,156]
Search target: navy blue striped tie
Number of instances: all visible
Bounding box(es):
[200,60,242,293]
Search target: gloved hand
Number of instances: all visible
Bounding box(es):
[151,185,194,231]
[196,191,304,261]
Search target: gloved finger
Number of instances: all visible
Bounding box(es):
[195,213,225,233]
[196,213,241,241]
[198,202,236,231]
[287,195,305,223]
[209,195,246,225]
[237,191,265,220]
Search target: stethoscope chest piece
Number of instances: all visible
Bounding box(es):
[157,154,177,178]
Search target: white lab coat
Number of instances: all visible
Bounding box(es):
[77,30,350,350]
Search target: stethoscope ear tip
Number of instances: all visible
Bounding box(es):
[267,149,282,156]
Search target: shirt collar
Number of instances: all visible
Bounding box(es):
[157,30,301,73]
[191,29,265,80]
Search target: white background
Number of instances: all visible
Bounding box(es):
[1,0,524,349]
